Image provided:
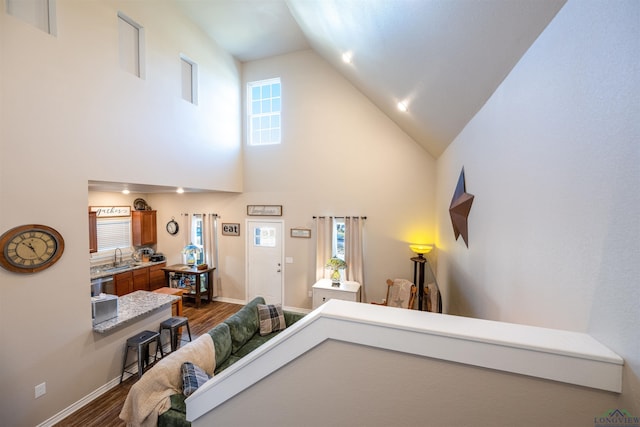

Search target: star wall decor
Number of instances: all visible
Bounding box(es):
[449,167,475,247]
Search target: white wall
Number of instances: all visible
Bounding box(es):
[142,50,438,309]
[196,340,623,427]
[241,50,437,307]
[436,0,639,413]
[0,1,241,425]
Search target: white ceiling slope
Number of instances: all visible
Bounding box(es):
[178,0,566,158]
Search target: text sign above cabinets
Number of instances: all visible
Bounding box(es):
[90,206,131,218]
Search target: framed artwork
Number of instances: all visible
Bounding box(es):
[291,228,311,238]
[247,205,283,216]
[222,223,240,236]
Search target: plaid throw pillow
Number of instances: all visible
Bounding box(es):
[257,303,287,336]
[181,362,210,397]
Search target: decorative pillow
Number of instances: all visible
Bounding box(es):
[181,362,210,397]
[257,303,287,336]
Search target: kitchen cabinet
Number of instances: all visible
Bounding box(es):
[114,271,133,296]
[88,211,97,253]
[132,210,157,246]
[133,267,149,292]
[149,262,167,291]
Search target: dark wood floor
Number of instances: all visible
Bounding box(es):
[54,300,242,427]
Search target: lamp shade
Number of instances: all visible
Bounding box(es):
[182,243,201,265]
[409,244,433,255]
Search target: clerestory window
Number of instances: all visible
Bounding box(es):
[247,78,281,146]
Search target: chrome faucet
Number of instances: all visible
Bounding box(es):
[114,248,123,266]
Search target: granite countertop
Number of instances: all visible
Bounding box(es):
[90,260,166,280]
[92,290,179,334]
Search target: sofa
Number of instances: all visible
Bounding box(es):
[157,297,306,427]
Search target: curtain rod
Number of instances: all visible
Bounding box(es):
[313,216,367,220]
[181,213,220,217]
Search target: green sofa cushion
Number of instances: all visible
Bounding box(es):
[207,322,232,366]
[214,354,242,374]
[224,297,264,353]
[158,395,188,427]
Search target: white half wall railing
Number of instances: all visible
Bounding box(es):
[187,299,623,422]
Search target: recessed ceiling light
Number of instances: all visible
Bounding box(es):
[341,52,353,64]
[122,189,130,195]
[176,188,184,194]
[397,101,409,112]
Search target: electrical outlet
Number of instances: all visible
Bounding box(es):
[35,382,46,398]
[285,257,293,264]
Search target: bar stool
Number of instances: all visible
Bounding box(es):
[159,316,192,352]
[120,330,163,383]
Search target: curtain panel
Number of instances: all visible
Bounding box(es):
[315,217,333,281]
[345,216,365,301]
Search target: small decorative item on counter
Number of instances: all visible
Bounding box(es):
[197,263,208,271]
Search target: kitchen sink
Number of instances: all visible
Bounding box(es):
[103,265,132,273]
[91,261,146,276]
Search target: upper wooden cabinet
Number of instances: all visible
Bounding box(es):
[89,211,98,253]
[132,210,157,246]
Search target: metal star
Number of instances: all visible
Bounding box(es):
[449,168,474,247]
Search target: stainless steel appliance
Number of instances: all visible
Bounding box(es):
[150,253,165,262]
[90,276,114,296]
[91,294,118,324]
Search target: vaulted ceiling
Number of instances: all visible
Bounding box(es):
[177,0,566,158]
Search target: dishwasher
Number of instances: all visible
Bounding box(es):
[90,276,115,296]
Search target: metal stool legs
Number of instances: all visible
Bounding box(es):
[159,316,192,352]
[120,330,163,383]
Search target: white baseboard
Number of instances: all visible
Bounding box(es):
[37,298,307,426]
[36,371,135,427]
[211,296,245,305]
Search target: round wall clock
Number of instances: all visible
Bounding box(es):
[166,219,179,235]
[0,224,65,273]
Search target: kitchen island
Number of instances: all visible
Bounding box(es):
[92,290,179,334]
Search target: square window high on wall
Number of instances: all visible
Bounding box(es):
[6,0,57,35]
[247,78,281,146]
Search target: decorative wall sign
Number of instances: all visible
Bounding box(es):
[449,167,474,247]
[247,205,282,216]
[291,228,311,238]
[90,206,131,217]
[222,223,240,236]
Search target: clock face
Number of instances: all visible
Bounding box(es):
[0,225,64,273]
[166,220,179,235]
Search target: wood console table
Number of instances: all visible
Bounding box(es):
[162,264,215,308]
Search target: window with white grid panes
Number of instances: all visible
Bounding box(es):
[247,78,281,146]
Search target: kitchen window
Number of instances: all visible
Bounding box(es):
[96,217,132,254]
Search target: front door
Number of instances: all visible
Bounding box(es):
[246,220,284,305]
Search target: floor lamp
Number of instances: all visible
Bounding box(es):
[410,244,433,311]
